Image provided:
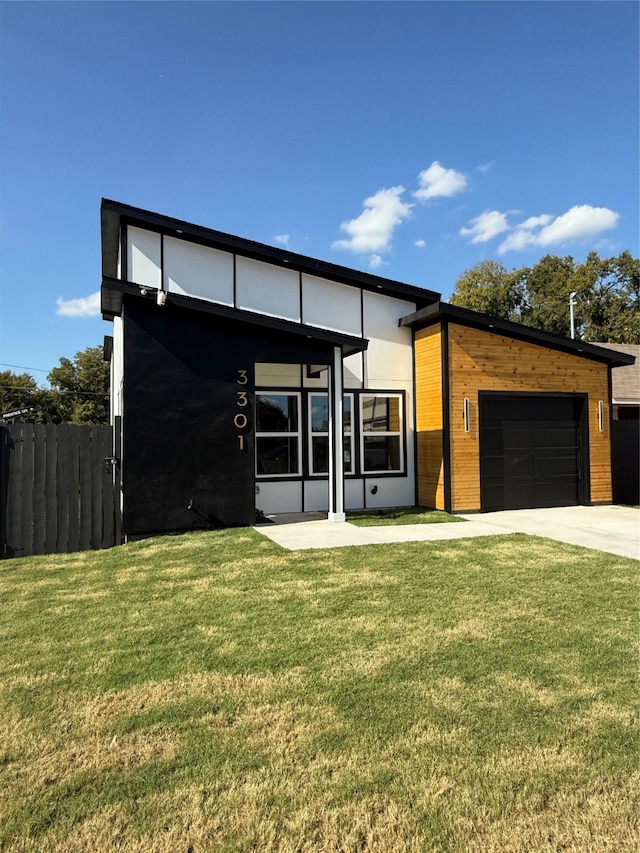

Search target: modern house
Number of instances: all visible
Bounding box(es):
[100,199,635,539]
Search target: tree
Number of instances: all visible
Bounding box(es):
[451,252,639,344]
[449,260,524,321]
[578,251,639,343]
[48,346,110,425]
[518,254,579,336]
[0,370,54,423]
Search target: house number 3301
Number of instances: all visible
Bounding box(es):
[235,369,250,451]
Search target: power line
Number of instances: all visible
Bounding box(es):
[0,362,50,373]
[0,384,108,398]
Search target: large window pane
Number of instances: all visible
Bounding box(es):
[363,436,401,472]
[343,395,352,431]
[256,437,299,476]
[256,394,298,432]
[310,397,329,432]
[311,435,329,473]
[360,393,403,474]
[311,436,352,474]
[362,395,401,432]
[309,393,353,475]
[256,392,300,477]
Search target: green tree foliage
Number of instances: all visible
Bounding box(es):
[578,251,639,343]
[0,371,54,423]
[48,346,110,425]
[450,251,639,343]
[449,260,524,321]
[519,254,577,336]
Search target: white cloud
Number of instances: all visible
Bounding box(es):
[332,186,412,254]
[498,205,619,254]
[536,205,619,246]
[414,239,426,248]
[476,161,495,174]
[274,234,290,247]
[56,291,101,317]
[413,161,467,202]
[368,254,384,269]
[497,228,535,253]
[460,210,510,243]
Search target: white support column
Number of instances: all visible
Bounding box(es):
[328,345,346,522]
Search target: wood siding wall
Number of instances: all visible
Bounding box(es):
[447,324,612,511]
[414,325,445,509]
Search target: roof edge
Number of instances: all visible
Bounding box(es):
[400,301,637,367]
[101,198,440,309]
[101,276,369,356]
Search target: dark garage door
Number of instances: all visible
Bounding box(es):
[479,394,587,512]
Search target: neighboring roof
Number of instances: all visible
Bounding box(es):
[591,343,640,403]
[400,301,637,368]
[101,198,441,310]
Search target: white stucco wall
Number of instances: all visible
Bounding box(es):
[236,257,301,322]
[128,227,161,289]
[164,236,233,306]
[110,315,124,422]
[301,274,362,336]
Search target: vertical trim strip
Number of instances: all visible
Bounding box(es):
[607,367,614,502]
[579,393,591,505]
[160,234,165,292]
[299,271,304,324]
[121,224,128,282]
[442,321,452,513]
[411,327,419,507]
[328,346,345,521]
[232,254,237,308]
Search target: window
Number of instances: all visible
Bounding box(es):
[256,392,301,476]
[254,388,405,479]
[308,393,353,475]
[360,394,403,473]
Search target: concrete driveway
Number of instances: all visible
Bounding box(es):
[459,505,640,560]
[256,505,640,559]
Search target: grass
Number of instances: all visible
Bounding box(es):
[347,506,465,526]
[0,528,638,852]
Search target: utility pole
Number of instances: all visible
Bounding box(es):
[569,292,577,339]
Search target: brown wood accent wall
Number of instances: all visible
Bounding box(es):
[447,324,612,510]
[414,324,445,509]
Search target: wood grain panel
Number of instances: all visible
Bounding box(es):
[414,325,445,509]
[447,324,612,510]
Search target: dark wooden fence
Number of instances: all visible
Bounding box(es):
[611,419,640,506]
[0,423,121,559]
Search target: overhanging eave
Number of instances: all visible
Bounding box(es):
[101,276,368,357]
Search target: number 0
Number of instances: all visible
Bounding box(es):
[234,413,248,429]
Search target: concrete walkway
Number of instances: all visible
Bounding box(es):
[255,506,640,559]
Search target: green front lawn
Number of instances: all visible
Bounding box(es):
[1,530,637,852]
[347,506,464,526]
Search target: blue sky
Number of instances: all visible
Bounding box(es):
[1,1,638,381]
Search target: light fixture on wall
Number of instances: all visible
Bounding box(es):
[598,400,604,432]
[463,398,470,433]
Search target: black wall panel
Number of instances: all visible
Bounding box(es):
[122,300,332,535]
